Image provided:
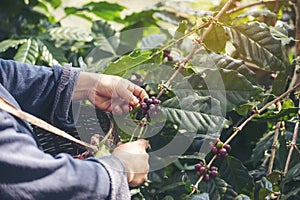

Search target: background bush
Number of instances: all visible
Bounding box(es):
[1,0,300,199]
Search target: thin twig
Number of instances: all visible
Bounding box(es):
[226,0,291,14]
[294,144,300,154]
[271,0,281,25]
[283,97,300,177]
[191,82,300,193]
[138,125,146,138]
[225,82,300,145]
[181,0,243,193]
[100,115,115,143]
[157,0,237,99]
[191,155,217,194]
[129,124,140,142]
[267,121,282,175]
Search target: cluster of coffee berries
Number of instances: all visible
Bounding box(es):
[163,49,174,62]
[129,73,144,87]
[194,161,218,182]
[140,97,161,117]
[211,139,231,159]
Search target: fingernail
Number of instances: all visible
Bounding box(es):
[132,96,139,104]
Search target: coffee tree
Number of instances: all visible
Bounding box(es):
[0,0,300,199]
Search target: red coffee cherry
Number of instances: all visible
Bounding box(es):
[212,146,218,154]
[210,170,218,177]
[219,148,227,156]
[204,174,210,182]
[224,144,231,151]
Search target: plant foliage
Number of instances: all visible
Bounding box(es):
[1,0,300,199]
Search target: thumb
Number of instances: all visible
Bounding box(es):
[136,139,149,150]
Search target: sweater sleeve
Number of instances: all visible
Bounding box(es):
[0,59,131,199]
[0,58,80,128]
[0,99,130,200]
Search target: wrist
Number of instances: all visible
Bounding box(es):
[72,72,100,101]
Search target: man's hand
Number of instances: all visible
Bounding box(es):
[112,139,149,187]
[73,72,148,115]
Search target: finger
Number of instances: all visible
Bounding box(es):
[116,81,148,107]
[136,139,150,150]
[128,84,148,103]
[115,80,134,102]
[112,105,123,115]
[130,95,140,107]
[129,174,148,188]
[121,103,130,113]
[133,87,148,101]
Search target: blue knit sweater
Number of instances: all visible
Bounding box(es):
[0,59,130,200]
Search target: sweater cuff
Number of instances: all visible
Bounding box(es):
[50,64,81,129]
[98,156,131,200]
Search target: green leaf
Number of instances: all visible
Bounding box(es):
[71,13,93,22]
[251,131,273,166]
[85,20,118,73]
[119,28,144,52]
[186,193,210,200]
[276,131,289,171]
[103,50,152,76]
[85,2,125,22]
[203,25,227,53]
[48,27,93,42]
[49,0,61,9]
[254,98,298,122]
[228,22,287,71]
[38,39,67,66]
[141,34,167,50]
[200,53,257,84]
[86,34,119,73]
[162,195,175,200]
[124,10,156,27]
[95,140,112,158]
[272,65,292,96]
[237,10,276,20]
[207,177,238,200]
[13,38,39,64]
[283,152,300,183]
[235,101,260,116]
[218,13,233,25]
[65,2,125,23]
[282,187,300,200]
[175,68,261,111]
[256,177,273,200]
[235,194,251,200]
[267,170,281,186]
[282,159,300,198]
[219,156,254,194]
[0,39,27,53]
[174,20,188,40]
[64,7,77,15]
[92,20,116,39]
[161,94,230,134]
[154,10,187,27]
[270,26,293,45]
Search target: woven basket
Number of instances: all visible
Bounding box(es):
[34,104,111,156]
